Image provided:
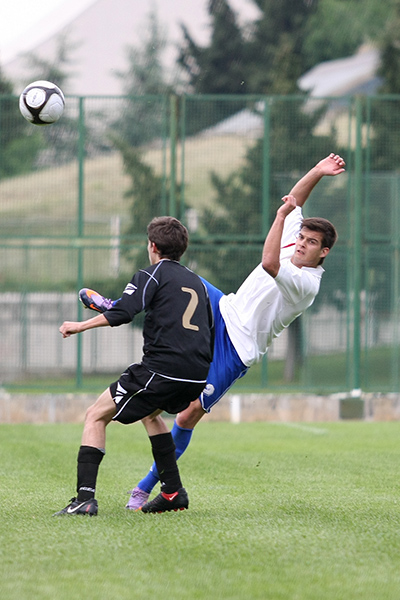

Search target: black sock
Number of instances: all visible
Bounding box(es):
[149,432,182,494]
[76,445,105,501]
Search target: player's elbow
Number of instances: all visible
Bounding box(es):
[262,256,279,278]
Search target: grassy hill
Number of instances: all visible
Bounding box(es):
[0,133,252,233]
[0,134,254,287]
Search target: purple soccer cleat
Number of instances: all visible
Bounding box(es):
[79,288,114,313]
[126,487,150,511]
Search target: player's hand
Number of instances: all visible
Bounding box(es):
[59,321,81,338]
[317,153,346,176]
[278,194,297,217]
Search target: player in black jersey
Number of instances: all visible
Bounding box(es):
[54,216,214,516]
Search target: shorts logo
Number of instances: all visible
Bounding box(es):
[114,382,128,404]
[203,383,215,397]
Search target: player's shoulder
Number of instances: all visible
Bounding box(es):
[140,259,174,275]
[142,259,195,280]
[145,259,203,281]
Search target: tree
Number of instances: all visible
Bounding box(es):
[179,0,248,94]
[368,0,400,170]
[24,31,78,91]
[0,67,42,179]
[177,0,249,133]
[245,0,318,94]
[113,137,183,271]
[23,32,79,165]
[183,0,347,381]
[303,0,390,68]
[194,99,339,291]
[113,8,173,147]
[357,0,400,339]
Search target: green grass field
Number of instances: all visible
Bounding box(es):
[1,421,400,599]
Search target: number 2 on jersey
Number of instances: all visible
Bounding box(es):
[181,287,199,331]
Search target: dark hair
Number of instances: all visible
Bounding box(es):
[301,217,338,264]
[147,216,189,261]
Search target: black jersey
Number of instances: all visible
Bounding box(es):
[104,259,214,381]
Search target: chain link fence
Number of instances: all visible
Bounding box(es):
[0,93,399,392]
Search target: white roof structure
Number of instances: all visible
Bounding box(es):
[3,0,382,106]
[3,0,260,96]
[298,45,381,97]
[199,46,383,140]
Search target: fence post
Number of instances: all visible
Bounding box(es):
[179,95,186,221]
[230,395,241,424]
[352,97,363,393]
[262,97,271,238]
[391,175,400,389]
[169,94,178,217]
[76,96,85,389]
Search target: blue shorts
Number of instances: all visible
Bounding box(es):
[199,278,248,412]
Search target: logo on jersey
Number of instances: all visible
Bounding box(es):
[203,383,215,397]
[123,283,137,295]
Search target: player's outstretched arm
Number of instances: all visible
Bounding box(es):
[262,195,297,278]
[289,153,346,208]
[59,313,110,338]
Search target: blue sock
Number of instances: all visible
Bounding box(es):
[137,421,194,493]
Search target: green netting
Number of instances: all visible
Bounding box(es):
[0,94,399,392]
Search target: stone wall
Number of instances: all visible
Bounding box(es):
[1,390,400,424]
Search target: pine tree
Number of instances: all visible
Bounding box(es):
[179,0,248,94]
[246,0,317,94]
[178,0,248,134]
[369,0,400,170]
[303,0,389,67]
[23,32,79,164]
[187,0,346,381]
[0,67,42,178]
[113,9,172,147]
[113,137,183,271]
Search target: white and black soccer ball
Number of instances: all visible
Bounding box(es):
[19,80,65,126]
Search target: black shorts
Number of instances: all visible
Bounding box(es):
[109,363,206,425]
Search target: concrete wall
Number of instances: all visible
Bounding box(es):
[1,390,400,424]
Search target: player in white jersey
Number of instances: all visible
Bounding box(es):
[219,204,325,367]
[79,153,345,509]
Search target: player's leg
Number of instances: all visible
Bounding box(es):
[137,377,208,514]
[136,409,189,513]
[127,305,248,508]
[54,389,116,516]
[127,400,205,509]
[112,367,204,513]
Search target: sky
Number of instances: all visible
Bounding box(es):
[1,0,261,95]
[0,0,259,66]
[0,0,95,62]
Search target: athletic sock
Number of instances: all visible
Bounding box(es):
[136,465,160,494]
[149,432,182,494]
[171,421,194,460]
[76,445,105,501]
[137,421,194,493]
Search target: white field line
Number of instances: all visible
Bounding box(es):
[273,422,329,435]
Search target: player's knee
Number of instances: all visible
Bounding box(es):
[177,400,205,428]
[85,403,100,424]
[85,401,113,425]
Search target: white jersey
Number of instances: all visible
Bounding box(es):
[219,207,324,367]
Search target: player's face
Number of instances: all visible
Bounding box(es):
[292,227,329,268]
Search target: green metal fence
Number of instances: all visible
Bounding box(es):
[0,93,399,393]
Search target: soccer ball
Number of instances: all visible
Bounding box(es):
[19,80,65,126]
